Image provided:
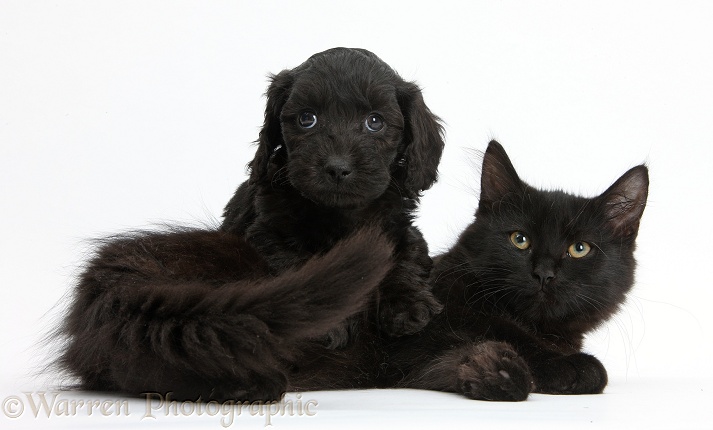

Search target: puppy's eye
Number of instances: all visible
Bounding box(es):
[567,242,591,259]
[365,114,384,132]
[298,111,317,129]
[509,231,530,250]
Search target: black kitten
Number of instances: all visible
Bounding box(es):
[386,140,649,401]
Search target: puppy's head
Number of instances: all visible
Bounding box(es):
[248,48,444,206]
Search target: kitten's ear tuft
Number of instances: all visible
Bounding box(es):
[479,140,523,209]
[599,165,649,237]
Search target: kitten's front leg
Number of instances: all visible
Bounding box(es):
[401,341,533,401]
[378,227,442,337]
[529,352,608,395]
[484,319,608,394]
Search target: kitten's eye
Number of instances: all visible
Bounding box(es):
[568,242,591,259]
[509,231,531,250]
[365,114,384,132]
[298,111,317,129]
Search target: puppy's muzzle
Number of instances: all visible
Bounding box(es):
[324,156,353,184]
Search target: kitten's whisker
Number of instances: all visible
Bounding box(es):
[590,242,609,258]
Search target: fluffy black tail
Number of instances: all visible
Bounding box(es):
[57,227,393,401]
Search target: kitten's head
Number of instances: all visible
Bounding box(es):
[465,140,648,331]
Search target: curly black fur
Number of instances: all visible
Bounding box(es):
[57,48,445,401]
[222,48,445,342]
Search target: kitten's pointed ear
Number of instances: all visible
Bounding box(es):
[479,140,523,210]
[599,165,649,237]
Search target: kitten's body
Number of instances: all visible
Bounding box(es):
[386,141,648,401]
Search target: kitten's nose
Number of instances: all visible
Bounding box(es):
[533,266,556,288]
[324,156,353,183]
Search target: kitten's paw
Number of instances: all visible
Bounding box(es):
[531,352,608,395]
[457,341,533,401]
[379,288,443,337]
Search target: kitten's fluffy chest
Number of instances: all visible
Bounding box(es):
[433,254,588,354]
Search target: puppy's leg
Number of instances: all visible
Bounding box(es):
[378,226,442,337]
[321,317,359,349]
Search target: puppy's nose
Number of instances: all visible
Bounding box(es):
[324,156,353,182]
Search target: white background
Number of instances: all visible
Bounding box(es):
[1,1,712,428]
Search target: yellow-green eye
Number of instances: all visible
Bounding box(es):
[568,242,591,258]
[509,231,530,250]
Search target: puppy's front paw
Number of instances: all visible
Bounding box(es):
[379,288,443,337]
[458,341,533,401]
[320,319,357,350]
[531,352,608,394]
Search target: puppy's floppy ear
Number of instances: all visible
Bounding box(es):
[249,70,294,183]
[396,82,445,197]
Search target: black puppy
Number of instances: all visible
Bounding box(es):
[222,47,445,342]
[57,48,444,401]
